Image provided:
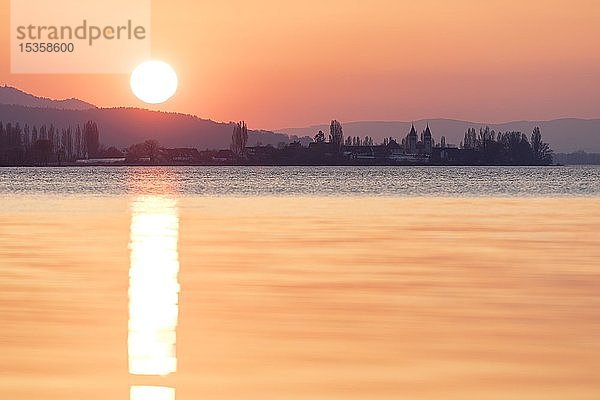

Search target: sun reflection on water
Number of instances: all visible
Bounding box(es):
[128,195,180,381]
[130,386,176,400]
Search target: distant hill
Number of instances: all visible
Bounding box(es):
[277,118,600,153]
[0,85,96,111]
[0,104,292,150]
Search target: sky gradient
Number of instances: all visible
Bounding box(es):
[1,0,599,129]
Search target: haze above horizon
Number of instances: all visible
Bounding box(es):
[1,0,599,129]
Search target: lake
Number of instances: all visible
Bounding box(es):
[1,165,600,196]
[1,166,600,400]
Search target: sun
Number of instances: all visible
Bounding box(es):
[130,61,178,104]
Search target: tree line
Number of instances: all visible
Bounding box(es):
[0,120,107,165]
[461,126,553,165]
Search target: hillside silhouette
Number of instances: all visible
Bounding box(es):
[0,85,291,149]
[0,86,95,111]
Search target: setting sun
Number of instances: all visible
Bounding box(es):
[2,1,600,400]
[130,61,178,104]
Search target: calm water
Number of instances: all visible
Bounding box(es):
[1,165,599,196]
[1,167,600,400]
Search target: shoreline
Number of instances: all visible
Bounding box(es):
[0,162,567,168]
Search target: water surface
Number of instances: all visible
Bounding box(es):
[1,166,599,196]
[1,167,600,399]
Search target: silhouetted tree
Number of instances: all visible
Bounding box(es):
[32,139,52,165]
[314,130,325,143]
[83,121,100,158]
[144,140,160,162]
[39,124,47,140]
[463,128,478,149]
[5,123,12,146]
[230,121,248,157]
[126,140,160,163]
[48,124,55,152]
[23,124,30,150]
[30,125,37,143]
[329,120,344,151]
[74,125,82,158]
[498,131,532,164]
[478,127,493,151]
[13,123,22,147]
[65,127,73,160]
[531,127,553,165]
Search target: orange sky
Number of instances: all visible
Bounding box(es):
[1,0,599,129]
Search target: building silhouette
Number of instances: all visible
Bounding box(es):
[401,123,434,155]
[405,124,418,154]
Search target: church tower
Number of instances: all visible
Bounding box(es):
[422,123,433,154]
[406,124,418,154]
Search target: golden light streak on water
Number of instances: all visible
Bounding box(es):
[1,196,600,400]
[128,196,180,377]
[130,386,176,400]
